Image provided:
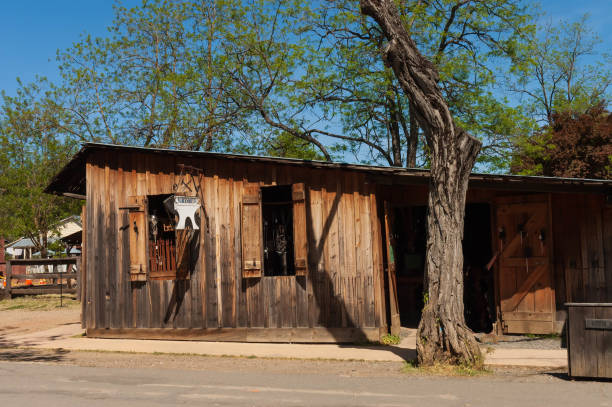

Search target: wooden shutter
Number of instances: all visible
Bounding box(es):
[241,183,263,278]
[292,183,308,276]
[128,196,148,282]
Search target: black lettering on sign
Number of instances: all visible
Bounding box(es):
[585,319,612,330]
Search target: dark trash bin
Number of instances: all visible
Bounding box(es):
[566,303,612,379]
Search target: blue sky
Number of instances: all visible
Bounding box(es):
[0,0,610,97]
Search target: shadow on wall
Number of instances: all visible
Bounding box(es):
[154,171,413,361]
[163,230,201,324]
[302,182,410,360]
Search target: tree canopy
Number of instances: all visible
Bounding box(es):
[0,81,81,250]
[512,103,612,179]
[0,0,610,246]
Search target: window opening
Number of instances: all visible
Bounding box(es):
[148,194,177,279]
[261,185,295,276]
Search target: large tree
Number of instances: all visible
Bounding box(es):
[55,0,251,150]
[295,0,533,169]
[510,14,611,127]
[50,0,533,168]
[508,14,611,178]
[360,0,482,366]
[0,82,81,254]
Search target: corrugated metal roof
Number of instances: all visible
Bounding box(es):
[7,236,60,249]
[45,142,612,196]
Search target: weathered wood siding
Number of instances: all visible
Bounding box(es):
[381,186,611,333]
[552,194,612,309]
[567,303,612,378]
[85,151,384,340]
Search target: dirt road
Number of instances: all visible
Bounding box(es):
[0,359,608,407]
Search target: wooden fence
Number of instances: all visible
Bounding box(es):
[5,258,80,299]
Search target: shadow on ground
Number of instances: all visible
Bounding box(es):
[337,344,416,362]
[0,328,70,363]
[546,372,612,383]
[0,347,69,363]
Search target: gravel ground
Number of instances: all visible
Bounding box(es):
[0,348,569,382]
[477,333,564,350]
[0,300,569,381]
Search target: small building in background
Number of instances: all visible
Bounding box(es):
[3,216,83,276]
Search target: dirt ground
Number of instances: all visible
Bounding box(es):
[0,296,570,382]
[0,296,80,336]
[0,347,569,383]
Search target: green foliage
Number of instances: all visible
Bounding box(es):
[262,133,326,161]
[379,334,401,345]
[510,14,611,127]
[401,360,489,376]
[49,0,539,168]
[297,0,536,168]
[0,80,81,249]
[1,1,609,194]
[509,15,611,178]
[0,294,80,311]
[56,0,251,150]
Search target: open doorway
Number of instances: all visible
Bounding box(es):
[463,203,495,333]
[391,203,495,333]
[392,205,426,328]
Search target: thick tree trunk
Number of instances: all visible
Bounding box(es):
[360,0,482,366]
[418,136,482,366]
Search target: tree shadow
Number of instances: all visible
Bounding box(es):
[164,165,208,324]
[303,182,412,361]
[0,329,70,363]
[545,371,612,383]
[0,347,69,363]
[164,230,200,324]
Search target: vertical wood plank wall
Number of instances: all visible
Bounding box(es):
[552,193,612,312]
[381,187,611,331]
[85,152,384,337]
[84,149,610,339]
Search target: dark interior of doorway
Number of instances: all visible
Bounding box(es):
[393,203,495,333]
[261,185,295,276]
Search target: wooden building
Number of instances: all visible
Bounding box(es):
[45,143,612,342]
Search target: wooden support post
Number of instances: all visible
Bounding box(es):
[81,204,87,329]
[6,260,12,299]
[76,257,82,302]
[383,201,401,336]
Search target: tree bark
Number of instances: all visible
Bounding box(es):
[360,0,483,366]
[387,90,403,166]
[406,101,418,168]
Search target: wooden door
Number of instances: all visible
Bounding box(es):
[495,195,555,334]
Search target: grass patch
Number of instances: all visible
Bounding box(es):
[401,360,490,377]
[525,333,560,340]
[0,294,79,311]
[379,334,401,346]
[70,348,371,363]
